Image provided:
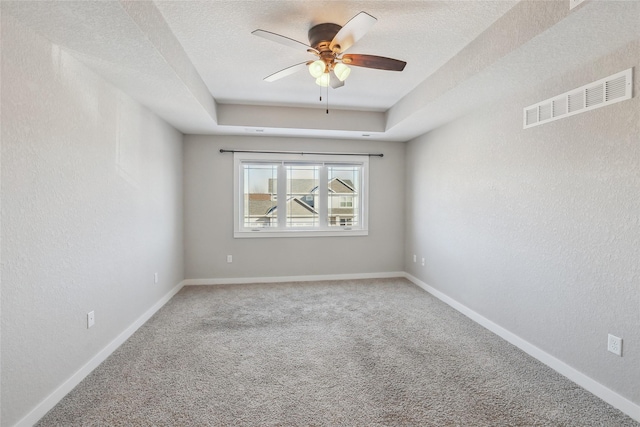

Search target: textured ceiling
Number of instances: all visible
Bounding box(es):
[154,1,516,111]
[2,1,638,141]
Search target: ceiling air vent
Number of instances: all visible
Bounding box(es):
[523,68,633,129]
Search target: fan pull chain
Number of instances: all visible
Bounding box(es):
[319,83,322,102]
[326,84,329,114]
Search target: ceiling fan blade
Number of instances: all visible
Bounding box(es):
[342,54,406,71]
[252,29,318,54]
[330,11,377,53]
[329,72,345,89]
[264,62,308,82]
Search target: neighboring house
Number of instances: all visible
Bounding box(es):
[245,178,356,227]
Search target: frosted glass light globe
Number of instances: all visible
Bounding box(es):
[315,73,330,87]
[308,60,325,78]
[333,63,351,81]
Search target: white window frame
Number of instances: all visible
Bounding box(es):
[234,152,369,238]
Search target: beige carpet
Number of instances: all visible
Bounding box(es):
[37,278,637,426]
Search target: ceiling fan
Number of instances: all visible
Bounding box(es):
[252,11,407,89]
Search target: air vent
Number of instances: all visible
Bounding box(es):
[523,68,633,129]
[539,103,552,121]
[553,97,567,116]
[525,108,538,126]
[568,91,584,112]
[585,84,603,107]
[605,75,627,101]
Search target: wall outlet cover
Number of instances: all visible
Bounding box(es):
[607,334,622,356]
[87,311,95,329]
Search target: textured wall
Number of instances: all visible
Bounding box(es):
[405,41,639,405]
[184,135,405,280]
[1,15,184,426]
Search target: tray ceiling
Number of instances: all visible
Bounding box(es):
[2,1,638,141]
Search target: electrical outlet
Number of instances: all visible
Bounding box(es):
[154,272,158,284]
[413,254,417,263]
[607,334,622,356]
[421,258,425,267]
[227,255,233,263]
[87,311,95,329]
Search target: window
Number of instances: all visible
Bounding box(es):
[339,197,353,208]
[234,153,369,237]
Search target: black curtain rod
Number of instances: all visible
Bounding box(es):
[220,149,383,158]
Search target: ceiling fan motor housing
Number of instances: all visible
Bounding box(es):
[308,23,342,51]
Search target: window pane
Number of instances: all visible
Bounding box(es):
[327,166,359,227]
[286,165,319,227]
[235,153,367,238]
[243,164,278,228]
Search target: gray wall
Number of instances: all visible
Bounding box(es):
[405,41,639,405]
[184,135,405,280]
[1,15,184,426]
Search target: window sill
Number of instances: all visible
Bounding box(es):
[234,228,368,238]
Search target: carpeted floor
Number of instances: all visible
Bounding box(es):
[37,278,638,426]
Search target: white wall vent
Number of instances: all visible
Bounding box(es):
[568,91,584,113]
[523,68,633,129]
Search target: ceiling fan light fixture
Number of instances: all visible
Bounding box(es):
[254,11,407,87]
[333,63,351,81]
[308,60,325,78]
[315,73,330,87]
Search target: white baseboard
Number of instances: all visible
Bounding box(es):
[14,280,186,427]
[183,271,405,286]
[403,273,640,423]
